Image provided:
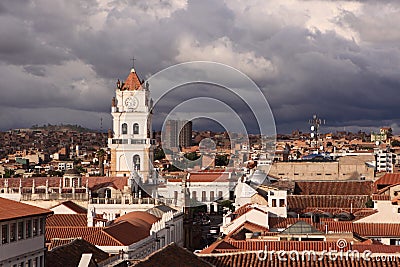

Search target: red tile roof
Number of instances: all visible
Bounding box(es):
[46,226,123,246]
[353,223,400,237]
[352,243,400,253]
[374,173,400,191]
[228,221,270,240]
[294,181,373,196]
[0,197,52,221]
[287,195,370,210]
[122,69,142,91]
[46,226,103,241]
[232,204,253,217]
[88,176,128,191]
[200,240,238,254]
[103,221,150,246]
[47,210,160,247]
[46,214,87,227]
[132,243,212,267]
[200,253,400,267]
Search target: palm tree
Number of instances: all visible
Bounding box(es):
[96,149,106,176]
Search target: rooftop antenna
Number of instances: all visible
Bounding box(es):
[308,114,325,149]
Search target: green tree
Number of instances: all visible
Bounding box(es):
[184,152,200,161]
[391,140,400,147]
[365,198,374,208]
[154,147,166,161]
[4,169,15,178]
[215,154,229,166]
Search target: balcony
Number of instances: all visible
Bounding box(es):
[111,139,156,145]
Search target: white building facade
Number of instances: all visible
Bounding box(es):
[0,198,51,267]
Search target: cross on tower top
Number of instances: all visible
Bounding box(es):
[131,57,136,69]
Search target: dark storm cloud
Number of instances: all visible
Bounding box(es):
[0,0,399,134]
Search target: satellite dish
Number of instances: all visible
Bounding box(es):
[311,126,315,131]
[375,141,380,146]
[311,133,315,138]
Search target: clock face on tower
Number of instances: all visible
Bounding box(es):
[124,97,138,109]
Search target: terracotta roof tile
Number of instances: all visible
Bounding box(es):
[122,69,142,91]
[46,214,87,227]
[353,223,400,237]
[228,221,270,240]
[132,243,212,267]
[374,173,400,191]
[200,253,400,267]
[46,226,123,246]
[88,176,128,191]
[46,226,103,241]
[287,195,370,210]
[294,181,373,196]
[0,197,52,221]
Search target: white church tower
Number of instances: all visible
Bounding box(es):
[108,66,155,184]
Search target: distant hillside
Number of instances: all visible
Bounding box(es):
[30,123,96,133]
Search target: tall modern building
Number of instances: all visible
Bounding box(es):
[108,67,155,183]
[163,120,192,149]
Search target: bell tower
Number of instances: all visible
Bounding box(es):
[108,66,154,183]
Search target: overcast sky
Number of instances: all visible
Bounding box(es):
[0,0,399,134]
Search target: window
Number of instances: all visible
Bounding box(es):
[192,191,197,201]
[272,199,277,207]
[133,123,139,134]
[2,224,8,244]
[33,219,38,236]
[122,123,128,134]
[279,199,285,207]
[64,178,70,187]
[133,155,140,170]
[218,191,223,199]
[18,221,24,240]
[10,223,16,242]
[210,191,215,200]
[26,220,32,238]
[39,217,44,235]
[202,191,206,202]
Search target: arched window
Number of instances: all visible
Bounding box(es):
[133,123,139,134]
[133,155,140,170]
[122,123,128,134]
